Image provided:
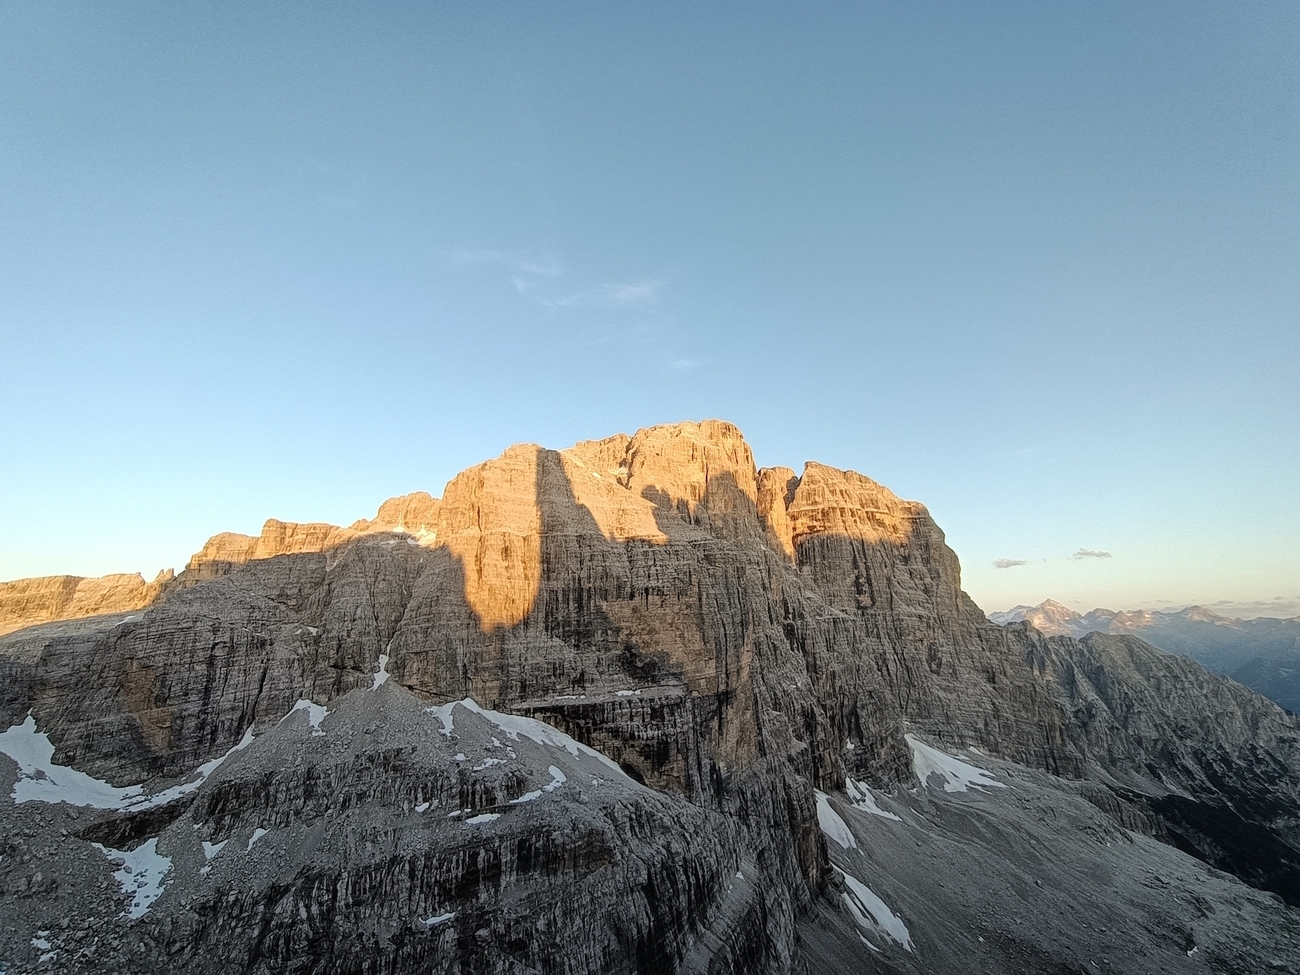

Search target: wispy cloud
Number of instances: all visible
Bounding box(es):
[1071,549,1112,560]
[441,249,661,315]
[443,249,563,278]
[666,357,705,371]
[1205,595,1300,619]
[993,558,1028,570]
[542,281,659,310]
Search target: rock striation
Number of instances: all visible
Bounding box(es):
[0,569,173,637]
[2,419,1299,974]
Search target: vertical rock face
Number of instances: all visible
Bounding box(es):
[0,569,173,637]
[2,419,1300,974]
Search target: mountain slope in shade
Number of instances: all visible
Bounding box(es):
[1,420,1298,974]
[991,599,1300,711]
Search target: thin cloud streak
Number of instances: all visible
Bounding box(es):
[541,282,659,310]
[1072,549,1112,560]
[993,558,1028,569]
[666,357,705,371]
[443,248,564,278]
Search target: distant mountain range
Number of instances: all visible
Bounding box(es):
[990,599,1300,711]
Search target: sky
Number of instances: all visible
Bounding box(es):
[1,1,1297,618]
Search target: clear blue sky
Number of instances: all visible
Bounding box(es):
[2,1,1297,617]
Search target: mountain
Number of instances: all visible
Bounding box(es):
[2,420,1299,974]
[0,569,173,638]
[991,600,1300,711]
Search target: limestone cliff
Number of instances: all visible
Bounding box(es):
[1,419,1298,974]
[0,569,173,637]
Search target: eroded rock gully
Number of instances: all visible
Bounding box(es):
[2,419,1299,974]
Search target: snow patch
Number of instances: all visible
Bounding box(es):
[0,713,257,811]
[136,726,255,810]
[422,911,455,927]
[845,779,903,821]
[285,699,328,735]
[615,689,640,697]
[94,838,172,919]
[371,653,391,690]
[816,790,857,849]
[906,735,1004,793]
[464,812,501,825]
[1,715,143,808]
[246,828,269,851]
[202,840,227,860]
[836,866,912,951]
[428,699,624,776]
[415,802,429,813]
[30,934,51,950]
[472,757,506,770]
[514,765,566,803]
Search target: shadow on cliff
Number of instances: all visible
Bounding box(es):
[10,442,1300,910]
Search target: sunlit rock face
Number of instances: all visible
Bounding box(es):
[0,570,173,637]
[2,419,1300,974]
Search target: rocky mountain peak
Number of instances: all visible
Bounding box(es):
[3,420,1300,973]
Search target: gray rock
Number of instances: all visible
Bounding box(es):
[0,419,1298,973]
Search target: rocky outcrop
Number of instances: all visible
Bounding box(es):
[0,569,173,637]
[350,490,442,535]
[2,418,1299,973]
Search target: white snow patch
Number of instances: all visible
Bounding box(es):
[472,757,506,770]
[464,812,501,825]
[0,714,256,811]
[428,699,624,776]
[415,802,429,813]
[615,689,640,697]
[544,765,567,792]
[906,735,1004,793]
[510,790,543,804]
[246,828,269,851]
[285,699,328,735]
[202,840,227,860]
[371,653,391,690]
[1,715,143,808]
[422,911,455,927]
[815,791,857,849]
[30,934,51,950]
[135,725,255,810]
[453,753,467,762]
[94,838,172,919]
[836,866,912,951]
[845,779,902,821]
